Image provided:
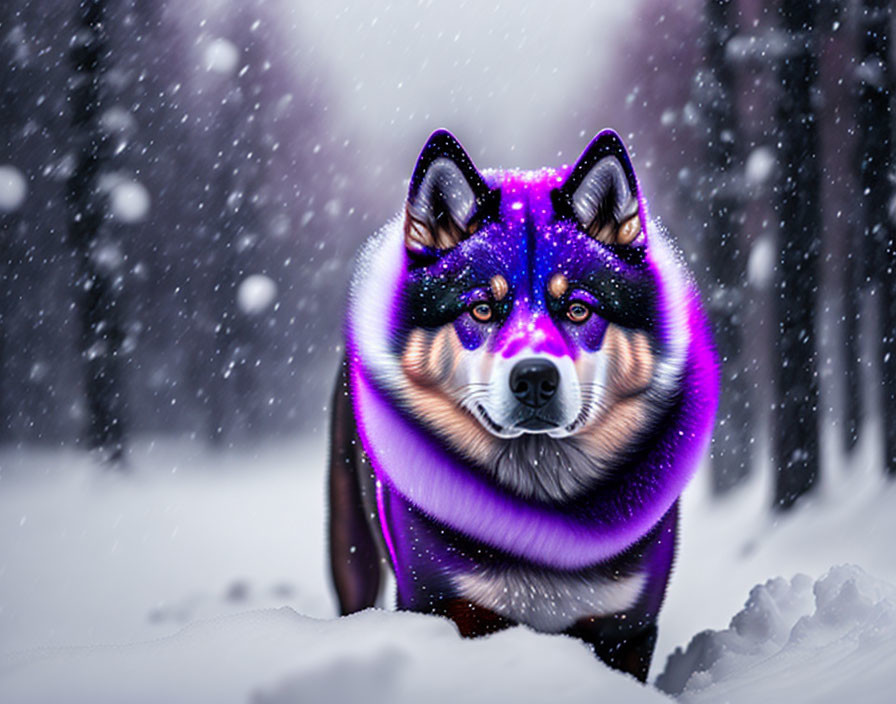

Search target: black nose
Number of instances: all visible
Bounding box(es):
[510,358,559,408]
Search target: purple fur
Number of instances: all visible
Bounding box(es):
[334,130,719,676]
[345,161,719,570]
[347,293,717,569]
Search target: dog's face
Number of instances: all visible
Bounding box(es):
[386,130,685,502]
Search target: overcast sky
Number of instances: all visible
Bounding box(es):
[280,0,643,175]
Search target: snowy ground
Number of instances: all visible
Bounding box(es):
[1,423,895,702]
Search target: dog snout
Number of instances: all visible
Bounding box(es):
[509,358,559,408]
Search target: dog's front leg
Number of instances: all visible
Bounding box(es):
[328,359,381,614]
[566,615,658,683]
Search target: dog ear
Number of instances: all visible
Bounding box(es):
[552,130,645,246]
[404,129,498,256]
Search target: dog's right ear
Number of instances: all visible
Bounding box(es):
[404,130,498,258]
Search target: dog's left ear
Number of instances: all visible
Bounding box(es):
[552,130,645,246]
[404,129,498,256]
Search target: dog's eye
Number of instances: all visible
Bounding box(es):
[470,302,493,323]
[566,302,591,324]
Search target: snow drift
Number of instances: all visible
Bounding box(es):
[4,566,895,703]
[0,608,667,704]
[657,565,896,703]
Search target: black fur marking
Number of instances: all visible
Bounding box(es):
[582,271,657,332]
[409,130,494,210]
[406,130,501,266]
[400,263,513,332]
[545,268,658,335]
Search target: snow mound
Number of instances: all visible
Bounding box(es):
[657,565,896,703]
[0,608,667,704]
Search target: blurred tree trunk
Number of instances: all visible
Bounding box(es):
[841,220,861,452]
[772,0,821,509]
[0,213,16,444]
[1,4,22,443]
[208,101,241,446]
[208,81,254,446]
[856,0,896,475]
[65,0,127,463]
[885,239,896,474]
[703,0,751,494]
[1,118,12,446]
[205,11,273,445]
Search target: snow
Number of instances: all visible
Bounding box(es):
[2,420,896,702]
[2,0,891,699]
[725,29,792,64]
[0,440,330,654]
[91,242,124,273]
[856,58,886,88]
[747,234,775,289]
[0,439,661,703]
[0,164,27,212]
[654,415,896,692]
[99,106,137,135]
[204,38,240,76]
[657,566,896,703]
[1,609,667,704]
[744,146,776,187]
[109,179,150,223]
[237,274,278,315]
[660,109,677,127]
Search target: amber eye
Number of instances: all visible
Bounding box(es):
[471,302,493,323]
[567,302,591,324]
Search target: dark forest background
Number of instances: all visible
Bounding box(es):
[1,0,375,449]
[1,0,894,511]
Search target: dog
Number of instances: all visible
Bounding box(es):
[328,129,718,681]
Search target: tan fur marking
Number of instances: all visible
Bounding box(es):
[404,209,432,251]
[587,212,643,246]
[591,221,616,244]
[440,224,467,250]
[401,329,434,385]
[400,383,498,465]
[607,328,654,396]
[490,275,508,301]
[547,273,569,299]
[617,215,642,245]
[434,327,463,382]
[576,324,657,463]
[427,328,448,381]
[576,395,651,460]
[401,327,462,387]
[403,205,468,252]
[398,325,499,467]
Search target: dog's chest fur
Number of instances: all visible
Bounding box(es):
[360,456,675,633]
[452,562,648,632]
